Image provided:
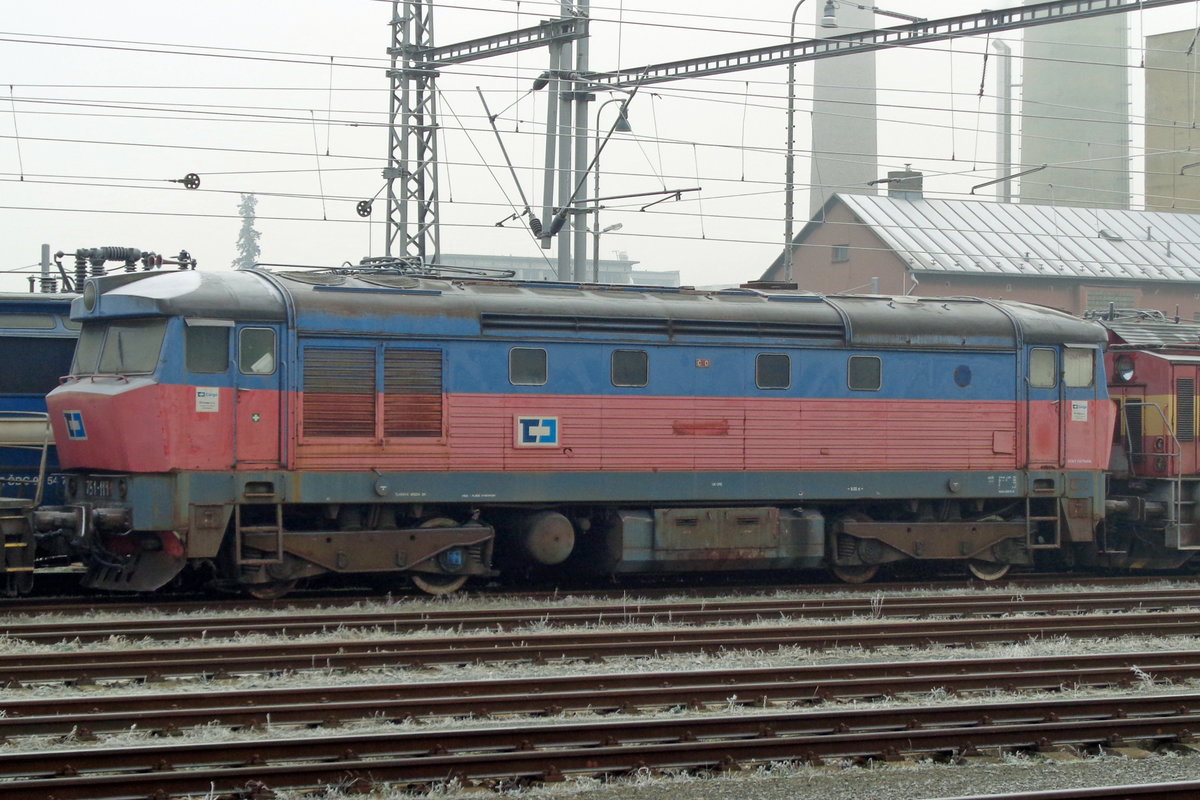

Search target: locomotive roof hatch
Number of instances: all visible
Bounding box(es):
[826,294,1022,349]
[984,299,1109,347]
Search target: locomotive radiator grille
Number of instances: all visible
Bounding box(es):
[1178,377,1195,443]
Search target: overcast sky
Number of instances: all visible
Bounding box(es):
[3,0,1199,292]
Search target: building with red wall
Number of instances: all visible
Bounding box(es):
[761,190,1200,320]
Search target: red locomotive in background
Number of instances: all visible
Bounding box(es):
[1098,309,1200,570]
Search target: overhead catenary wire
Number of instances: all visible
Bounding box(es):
[3,1,1196,287]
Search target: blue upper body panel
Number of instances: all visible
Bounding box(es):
[70,268,1109,402]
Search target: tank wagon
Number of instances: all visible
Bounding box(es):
[37,264,1116,596]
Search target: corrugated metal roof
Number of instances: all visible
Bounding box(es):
[1102,318,1200,348]
[837,194,1200,283]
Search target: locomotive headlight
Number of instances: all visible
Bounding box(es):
[82,281,98,312]
[1114,355,1135,383]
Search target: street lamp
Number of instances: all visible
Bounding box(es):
[784,0,837,283]
[837,2,926,25]
[592,99,632,282]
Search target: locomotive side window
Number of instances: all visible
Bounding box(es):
[0,337,77,393]
[96,319,167,375]
[612,349,648,387]
[1063,348,1094,388]
[1030,348,1057,388]
[847,355,881,391]
[239,328,276,375]
[0,313,56,329]
[756,353,790,390]
[185,321,230,374]
[71,326,104,376]
[510,347,547,386]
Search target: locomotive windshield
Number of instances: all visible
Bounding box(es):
[71,319,167,376]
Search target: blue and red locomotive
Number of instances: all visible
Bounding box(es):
[35,262,1131,596]
[0,247,200,594]
[0,290,77,594]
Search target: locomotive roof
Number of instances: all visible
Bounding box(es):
[75,267,1106,349]
[0,292,76,309]
[1100,316,1200,349]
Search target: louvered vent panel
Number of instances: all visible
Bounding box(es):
[303,347,376,437]
[384,349,443,437]
[1126,402,1144,464]
[1179,378,1196,442]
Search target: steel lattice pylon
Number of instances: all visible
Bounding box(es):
[386,0,440,263]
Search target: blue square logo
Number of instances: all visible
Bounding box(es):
[64,410,87,441]
[516,416,558,447]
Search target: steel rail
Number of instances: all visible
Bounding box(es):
[1,692,1197,799]
[934,782,1200,800]
[6,611,1200,685]
[2,649,1198,739]
[5,588,1200,644]
[0,574,1182,616]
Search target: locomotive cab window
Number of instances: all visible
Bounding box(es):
[239,327,276,375]
[73,318,167,376]
[184,319,231,374]
[756,353,790,389]
[1030,348,1057,389]
[847,355,881,391]
[71,325,104,376]
[510,347,547,386]
[1,313,56,329]
[612,349,648,387]
[0,337,77,393]
[1064,347,1094,388]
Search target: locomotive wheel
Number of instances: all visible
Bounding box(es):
[411,572,469,595]
[830,564,879,584]
[410,516,469,596]
[967,560,1011,581]
[245,579,298,600]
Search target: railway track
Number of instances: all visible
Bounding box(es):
[5,610,1200,685]
[0,573,1188,618]
[3,585,1200,645]
[3,691,1199,799]
[0,649,1195,739]
[4,583,1199,798]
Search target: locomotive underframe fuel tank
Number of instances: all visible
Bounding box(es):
[582,507,827,574]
